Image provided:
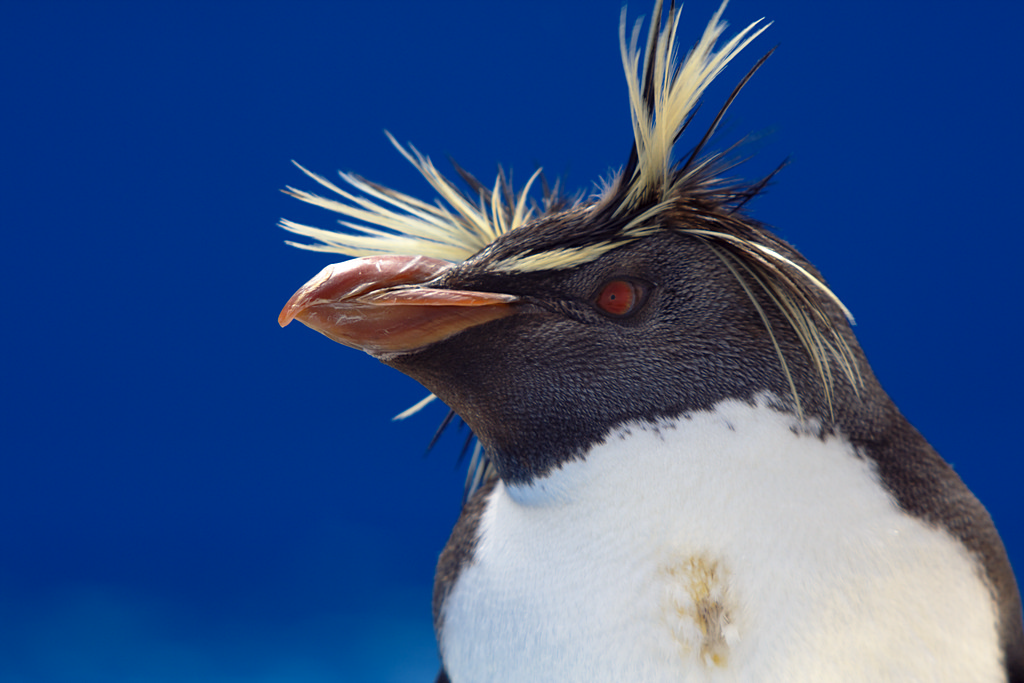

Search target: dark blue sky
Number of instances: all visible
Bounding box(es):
[3,1,1022,681]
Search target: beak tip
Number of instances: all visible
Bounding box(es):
[279,263,338,329]
[278,294,305,328]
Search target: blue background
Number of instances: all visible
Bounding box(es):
[3,1,1021,681]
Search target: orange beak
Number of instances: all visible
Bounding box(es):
[279,255,517,355]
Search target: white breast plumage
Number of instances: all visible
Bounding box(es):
[439,396,1002,682]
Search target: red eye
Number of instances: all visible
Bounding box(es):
[596,279,642,317]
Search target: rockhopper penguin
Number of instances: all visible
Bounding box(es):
[278,1,1023,680]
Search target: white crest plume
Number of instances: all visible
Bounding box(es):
[618,0,769,211]
[280,131,543,263]
[280,0,770,267]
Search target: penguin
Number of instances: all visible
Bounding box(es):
[278,1,1023,680]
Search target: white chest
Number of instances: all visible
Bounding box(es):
[439,398,1002,682]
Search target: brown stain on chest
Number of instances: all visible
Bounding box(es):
[661,553,735,667]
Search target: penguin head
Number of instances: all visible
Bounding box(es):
[279,0,864,483]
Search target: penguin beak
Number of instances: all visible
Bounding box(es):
[279,255,518,355]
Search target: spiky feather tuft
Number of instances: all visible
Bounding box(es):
[616,0,769,212]
[280,131,555,263]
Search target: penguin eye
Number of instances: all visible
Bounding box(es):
[595,279,646,317]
